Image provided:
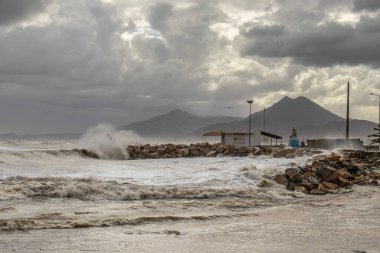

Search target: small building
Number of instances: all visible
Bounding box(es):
[203,130,282,147]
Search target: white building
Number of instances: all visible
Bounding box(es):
[203,130,282,147]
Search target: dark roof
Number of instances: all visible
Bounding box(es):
[260,131,282,139]
[203,130,282,139]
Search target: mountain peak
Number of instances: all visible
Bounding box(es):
[167,109,188,114]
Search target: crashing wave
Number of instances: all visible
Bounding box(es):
[0,176,295,201]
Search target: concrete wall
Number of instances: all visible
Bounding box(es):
[224,132,261,147]
[307,139,363,150]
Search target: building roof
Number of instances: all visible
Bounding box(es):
[260,131,282,139]
[203,130,282,139]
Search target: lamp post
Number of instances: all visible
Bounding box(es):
[247,100,253,146]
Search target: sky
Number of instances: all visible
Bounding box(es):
[0,0,379,134]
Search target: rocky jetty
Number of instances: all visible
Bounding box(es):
[273,150,380,195]
[126,143,280,159]
[80,143,321,160]
[127,142,273,159]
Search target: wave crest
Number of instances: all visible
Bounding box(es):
[0,176,287,201]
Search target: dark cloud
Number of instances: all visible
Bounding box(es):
[353,0,380,11]
[147,1,226,64]
[0,0,47,26]
[0,0,379,134]
[239,15,380,67]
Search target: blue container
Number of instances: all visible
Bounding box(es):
[289,137,300,148]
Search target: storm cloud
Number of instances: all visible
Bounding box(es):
[353,0,380,12]
[0,0,379,134]
[0,0,48,25]
[239,15,380,67]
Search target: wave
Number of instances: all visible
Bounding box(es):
[0,148,102,164]
[0,176,295,202]
[0,212,257,231]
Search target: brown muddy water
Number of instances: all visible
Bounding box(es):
[0,140,379,252]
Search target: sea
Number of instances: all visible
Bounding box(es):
[0,137,379,252]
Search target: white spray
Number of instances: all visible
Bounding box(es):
[80,124,145,160]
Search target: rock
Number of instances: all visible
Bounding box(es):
[307,176,320,188]
[300,179,313,191]
[206,151,217,157]
[342,161,359,174]
[336,176,352,187]
[294,185,308,194]
[352,162,366,171]
[273,174,288,185]
[291,174,303,184]
[201,148,211,155]
[285,168,297,178]
[222,150,230,155]
[286,153,296,158]
[368,171,379,179]
[309,189,326,195]
[238,146,248,153]
[311,161,322,170]
[320,181,338,190]
[147,152,160,159]
[317,166,339,182]
[327,155,341,162]
[189,149,201,156]
[336,169,353,179]
[286,183,295,191]
[303,171,317,178]
[272,149,295,158]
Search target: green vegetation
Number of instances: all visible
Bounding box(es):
[369,125,380,144]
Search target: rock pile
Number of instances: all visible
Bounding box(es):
[126,143,278,159]
[273,150,380,195]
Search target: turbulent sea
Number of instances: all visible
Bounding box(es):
[0,140,379,253]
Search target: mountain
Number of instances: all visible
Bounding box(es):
[118,109,242,139]
[190,96,377,140]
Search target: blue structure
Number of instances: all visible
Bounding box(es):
[288,127,300,148]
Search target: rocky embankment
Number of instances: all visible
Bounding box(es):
[79,143,321,160]
[126,143,273,159]
[274,150,380,195]
[125,143,319,159]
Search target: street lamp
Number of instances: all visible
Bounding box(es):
[247,100,253,146]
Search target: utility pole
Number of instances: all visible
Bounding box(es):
[346,82,350,140]
[247,100,253,147]
[263,108,266,132]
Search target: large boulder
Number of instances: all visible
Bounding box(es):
[317,166,339,182]
[206,151,217,157]
[273,174,288,185]
[320,181,338,190]
[167,144,177,152]
[272,149,295,158]
[336,169,353,179]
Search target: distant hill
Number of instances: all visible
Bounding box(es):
[118,109,242,138]
[190,96,377,140]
